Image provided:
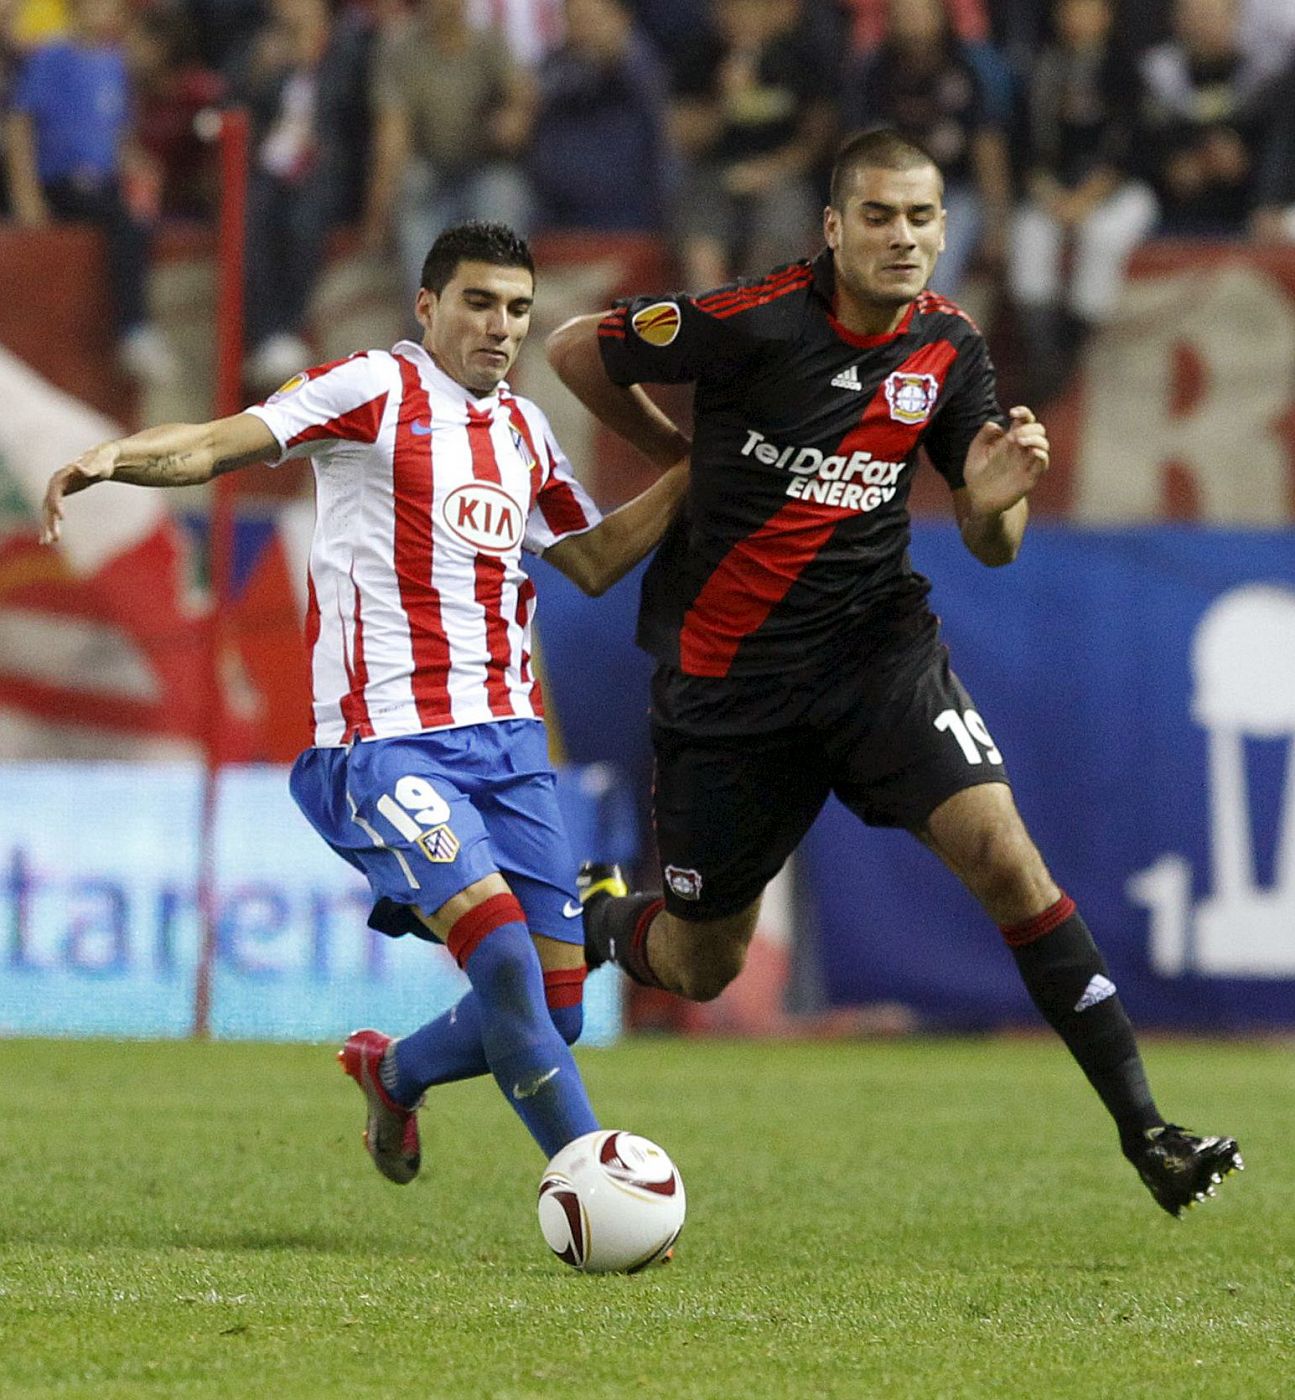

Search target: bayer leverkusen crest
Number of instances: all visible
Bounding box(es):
[884,371,940,425]
[664,864,702,901]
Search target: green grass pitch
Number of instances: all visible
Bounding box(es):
[0,1035,1289,1399]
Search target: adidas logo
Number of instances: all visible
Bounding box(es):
[1074,974,1117,1012]
[831,364,862,391]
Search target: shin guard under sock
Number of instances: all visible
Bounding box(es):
[1004,897,1163,1145]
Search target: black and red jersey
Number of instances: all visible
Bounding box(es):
[597,249,1004,683]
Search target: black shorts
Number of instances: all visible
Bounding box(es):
[649,645,1010,920]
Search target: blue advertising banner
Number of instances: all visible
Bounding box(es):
[11,526,1288,1039]
[0,762,630,1042]
[801,524,1295,1031]
[530,525,1295,1032]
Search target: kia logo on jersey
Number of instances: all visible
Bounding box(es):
[443,481,523,554]
[884,371,940,425]
[631,301,682,347]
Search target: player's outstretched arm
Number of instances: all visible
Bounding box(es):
[954,406,1051,567]
[546,314,690,471]
[40,413,280,545]
[543,461,688,597]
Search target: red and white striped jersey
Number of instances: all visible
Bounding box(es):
[247,339,601,747]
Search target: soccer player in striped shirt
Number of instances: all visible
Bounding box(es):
[41,221,688,1182]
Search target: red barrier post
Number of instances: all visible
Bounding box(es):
[193,107,249,1037]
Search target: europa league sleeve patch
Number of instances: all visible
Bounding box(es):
[267,372,306,403]
[630,301,682,347]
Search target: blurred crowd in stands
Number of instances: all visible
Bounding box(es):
[2,0,1294,402]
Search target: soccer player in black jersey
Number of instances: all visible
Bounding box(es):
[547,128,1242,1217]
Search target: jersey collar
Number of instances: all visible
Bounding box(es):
[811,249,918,348]
[392,339,511,408]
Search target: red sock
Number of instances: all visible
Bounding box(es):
[622,898,665,987]
[543,966,586,1009]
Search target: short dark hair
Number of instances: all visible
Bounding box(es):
[829,128,942,209]
[419,221,535,294]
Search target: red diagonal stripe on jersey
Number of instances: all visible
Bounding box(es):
[835,340,959,459]
[679,339,959,677]
[393,357,453,727]
[338,565,374,742]
[678,508,838,675]
[466,406,514,718]
[284,390,388,449]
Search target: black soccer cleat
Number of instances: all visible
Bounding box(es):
[1124,1124,1244,1218]
[576,862,628,971]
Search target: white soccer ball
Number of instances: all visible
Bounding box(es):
[537,1129,685,1273]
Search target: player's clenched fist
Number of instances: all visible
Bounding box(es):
[963,405,1051,520]
[1002,404,1051,468]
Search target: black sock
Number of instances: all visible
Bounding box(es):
[583,890,666,988]
[1004,898,1163,1149]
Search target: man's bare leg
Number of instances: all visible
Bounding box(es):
[581,869,762,1003]
[921,783,1242,1214]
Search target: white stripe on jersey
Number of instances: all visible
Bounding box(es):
[246,340,601,746]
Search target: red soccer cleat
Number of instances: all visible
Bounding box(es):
[338,1029,423,1185]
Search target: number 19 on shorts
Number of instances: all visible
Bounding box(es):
[934,708,1002,765]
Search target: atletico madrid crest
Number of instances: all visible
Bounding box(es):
[417,825,461,863]
[509,423,538,473]
[883,371,939,425]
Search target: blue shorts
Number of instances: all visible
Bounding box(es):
[289,719,584,945]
